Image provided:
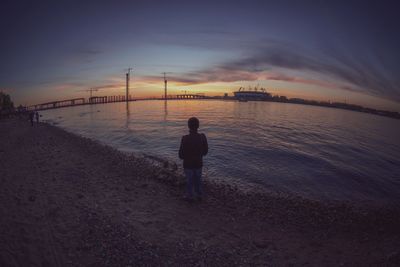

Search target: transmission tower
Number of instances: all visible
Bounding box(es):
[162,72,172,100]
[126,67,132,102]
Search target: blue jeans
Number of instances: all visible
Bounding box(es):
[184,168,202,198]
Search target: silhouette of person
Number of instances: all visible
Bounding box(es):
[29,111,34,126]
[35,111,39,123]
[179,117,208,201]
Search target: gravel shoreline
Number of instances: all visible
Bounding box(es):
[1,118,399,266]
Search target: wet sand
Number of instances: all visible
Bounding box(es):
[1,118,400,266]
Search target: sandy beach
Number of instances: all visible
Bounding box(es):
[1,118,399,266]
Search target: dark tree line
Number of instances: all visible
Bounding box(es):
[0,92,15,118]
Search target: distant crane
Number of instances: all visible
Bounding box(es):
[162,72,172,99]
[88,88,98,98]
[76,88,100,100]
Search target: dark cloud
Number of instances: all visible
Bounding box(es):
[91,84,124,90]
[67,48,103,64]
[76,48,102,56]
[169,42,400,102]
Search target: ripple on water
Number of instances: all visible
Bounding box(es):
[40,100,400,205]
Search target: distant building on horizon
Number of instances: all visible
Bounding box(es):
[233,87,272,101]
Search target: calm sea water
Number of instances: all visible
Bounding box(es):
[41,100,400,204]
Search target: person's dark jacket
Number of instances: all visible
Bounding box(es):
[179,131,208,169]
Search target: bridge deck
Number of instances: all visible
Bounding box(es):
[28,94,211,111]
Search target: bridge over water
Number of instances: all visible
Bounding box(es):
[29,98,86,111]
[174,93,206,99]
[28,94,210,111]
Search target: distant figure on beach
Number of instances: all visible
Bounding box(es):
[35,111,39,123]
[29,111,34,126]
[179,117,208,201]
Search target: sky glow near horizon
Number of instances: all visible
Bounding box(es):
[1,0,399,111]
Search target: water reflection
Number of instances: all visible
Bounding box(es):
[164,100,168,120]
[41,100,400,204]
[125,101,130,129]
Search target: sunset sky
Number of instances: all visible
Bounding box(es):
[1,0,399,111]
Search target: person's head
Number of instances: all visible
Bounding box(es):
[188,117,199,132]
